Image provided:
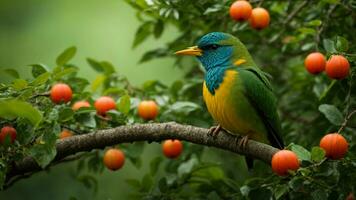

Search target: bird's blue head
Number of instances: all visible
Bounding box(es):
[175,32,236,72]
[175,32,239,94]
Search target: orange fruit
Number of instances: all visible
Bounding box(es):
[103,148,125,171]
[94,96,116,116]
[50,83,73,104]
[346,193,355,200]
[249,7,270,29]
[229,0,252,21]
[304,52,326,74]
[0,126,17,144]
[59,129,73,139]
[325,55,350,79]
[320,133,348,159]
[162,139,183,159]
[138,100,159,120]
[271,150,300,176]
[72,101,91,111]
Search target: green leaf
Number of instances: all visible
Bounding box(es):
[139,48,168,63]
[167,101,201,115]
[301,43,314,51]
[29,64,49,78]
[12,79,28,90]
[192,165,225,180]
[150,157,163,176]
[248,188,272,200]
[58,107,74,122]
[0,99,42,126]
[124,142,145,169]
[323,39,337,53]
[335,36,349,52]
[288,177,303,191]
[100,61,116,74]
[91,75,106,92]
[103,88,126,96]
[30,72,51,86]
[118,95,130,115]
[158,178,168,193]
[318,104,344,125]
[0,161,6,189]
[153,20,164,38]
[3,68,19,78]
[311,189,328,200]
[125,179,141,189]
[87,58,104,73]
[56,46,77,66]
[30,124,59,168]
[274,185,288,199]
[67,77,90,92]
[177,157,198,178]
[291,143,311,161]
[132,22,152,48]
[74,113,96,128]
[307,20,322,27]
[141,174,153,192]
[311,147,326,162]
[53,67,78,80]
[76,175,98,194]
[298,27,316,35]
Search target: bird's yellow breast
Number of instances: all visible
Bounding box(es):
[203,69,267,141]
[203,70,245,134]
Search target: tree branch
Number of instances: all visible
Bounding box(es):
[6,122,279,184]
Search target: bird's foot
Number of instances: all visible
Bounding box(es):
[208,124,222,137]
[237,135,249,151]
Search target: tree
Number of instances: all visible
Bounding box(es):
[1,0,356,199]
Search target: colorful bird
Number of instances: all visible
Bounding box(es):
[175,32,284,169]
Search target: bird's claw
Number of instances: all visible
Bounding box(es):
[237,135,249,151]
[208,124,222,137]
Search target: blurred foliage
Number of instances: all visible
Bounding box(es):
[0,0,356,199]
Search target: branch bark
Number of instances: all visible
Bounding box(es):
[6,122,279,184]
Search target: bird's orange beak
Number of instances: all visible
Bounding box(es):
[175,46,202,56]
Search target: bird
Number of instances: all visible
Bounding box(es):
[175,32,284,169]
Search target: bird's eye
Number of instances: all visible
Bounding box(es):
[210,44,219,50]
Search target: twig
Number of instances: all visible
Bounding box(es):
[61,125,83,135]
[338,110,356,133]
[257,0,264,7]
[30,92,50,99]
[282,0,308,26]
[269,1,309,43]
[315,4,337,49]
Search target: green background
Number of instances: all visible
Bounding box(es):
[0,0,187,199]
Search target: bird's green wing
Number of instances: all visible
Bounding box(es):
[237,67,284,149]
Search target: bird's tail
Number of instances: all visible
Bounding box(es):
[245,156,254,171]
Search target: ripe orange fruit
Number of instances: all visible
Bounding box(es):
[59,129,73,139]
[304,52,326,74]
[229,0,252,21]
[249,7,270,29]
[325,55,350,79]
[50,83,73,104]
[94,96,116,116]
[271,150,300,176]
[138,100,159,120]
[346,193,355,200]
[0,126,17,144]
[320,133,348,159]
[162,139,183,159]
[72,101,91,111]
[103,148,125,171]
